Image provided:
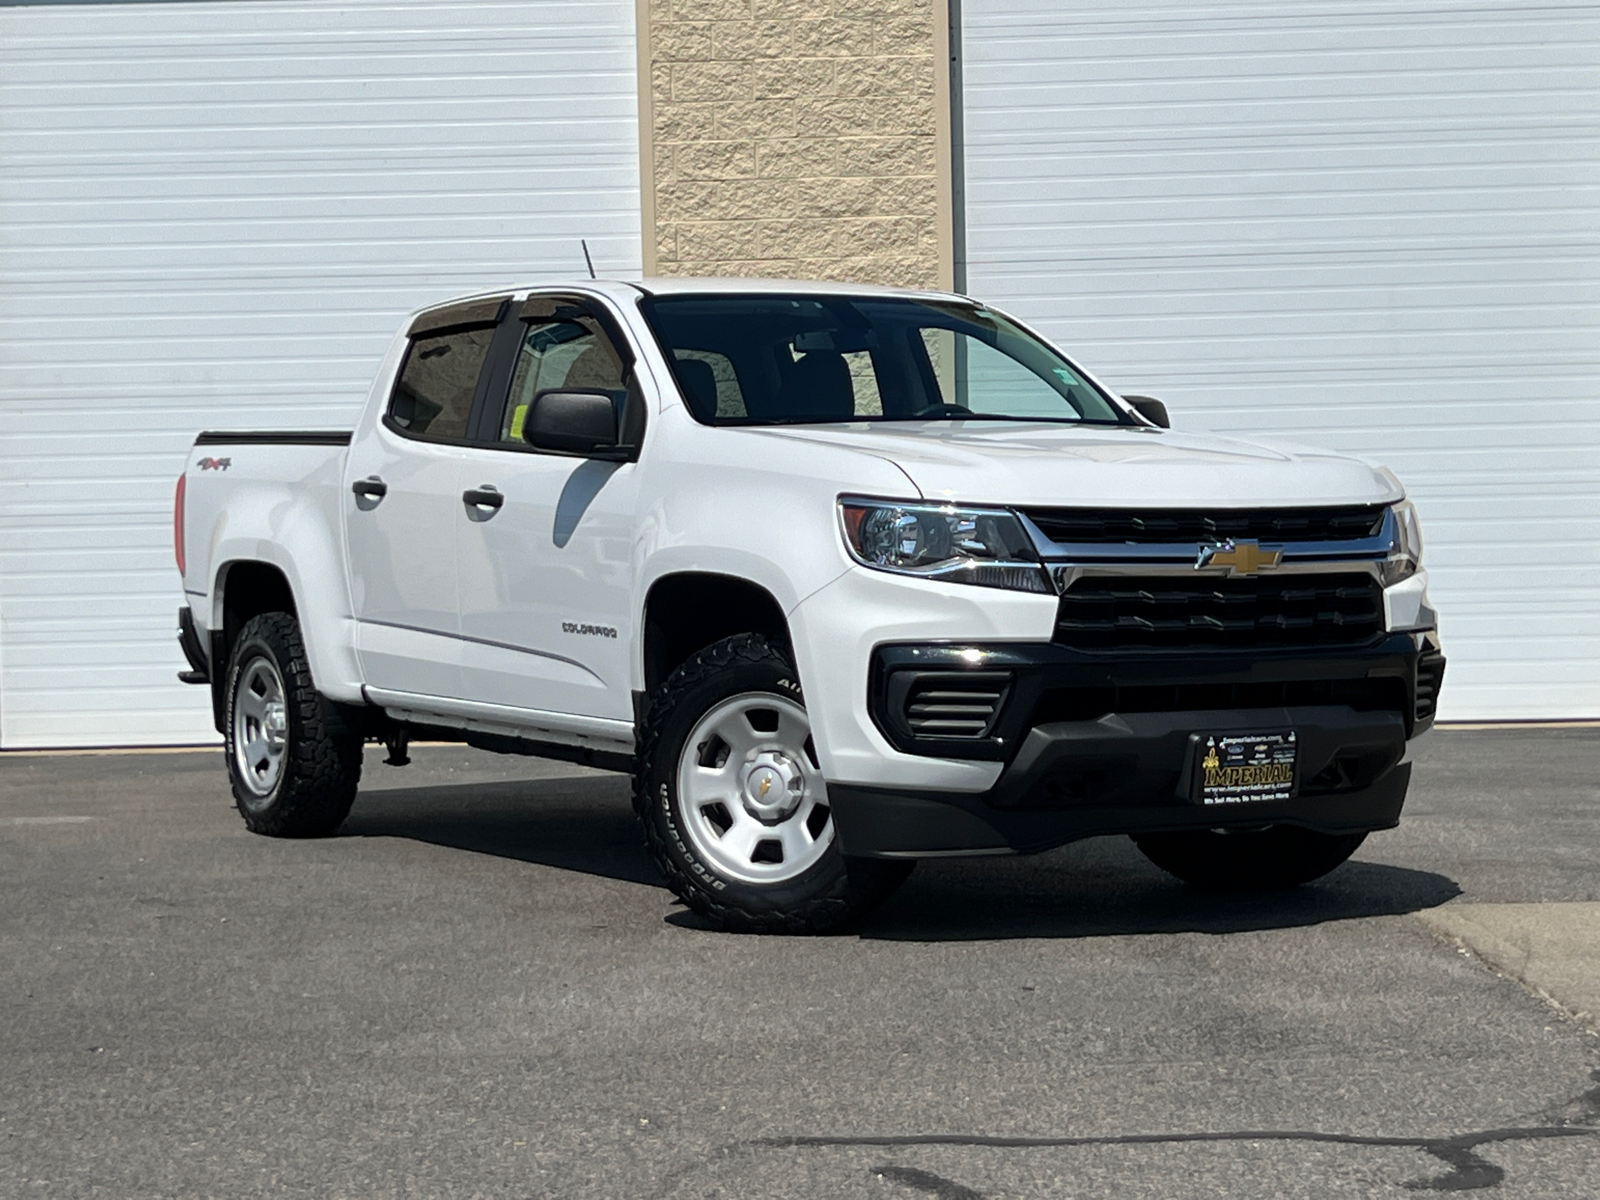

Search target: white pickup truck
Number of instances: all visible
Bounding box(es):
[175,278,1444,932]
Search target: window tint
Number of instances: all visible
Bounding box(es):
[389,326,495,439]
[498,318,628,443]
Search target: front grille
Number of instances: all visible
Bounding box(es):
[1023,505,1385,545]
[1054,573,1384,650]
[1415,649,1446,724]
[901,671,1011,739]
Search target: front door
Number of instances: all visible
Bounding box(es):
[343,302,503,697]
[453,300,639,722]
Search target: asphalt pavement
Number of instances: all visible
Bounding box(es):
[2,728,1597,1198]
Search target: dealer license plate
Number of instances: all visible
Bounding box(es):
[1194,732,1297,806]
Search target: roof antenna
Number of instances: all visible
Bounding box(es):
[581,238,596,280]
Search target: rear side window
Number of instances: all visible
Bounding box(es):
[388,325,496,440]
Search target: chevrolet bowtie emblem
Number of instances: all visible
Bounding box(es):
[757,777,772,798]
[1196,539,1282,576]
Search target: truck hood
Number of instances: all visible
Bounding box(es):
[750,422,1402,508]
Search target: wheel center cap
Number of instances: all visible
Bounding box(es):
[740,752,802,823]
[263,703,288,749]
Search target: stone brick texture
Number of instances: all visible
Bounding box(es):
[648,0,941,288]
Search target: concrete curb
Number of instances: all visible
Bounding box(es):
[1418,902,1600,1034]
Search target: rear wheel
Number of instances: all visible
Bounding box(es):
[1133,825,1366,891]
[225,612,361,837]
[635,633,912,933]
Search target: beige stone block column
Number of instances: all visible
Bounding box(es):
[637,0,954,289]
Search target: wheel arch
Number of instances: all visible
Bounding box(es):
[216,559,297,641]
[209,559,298,733]
[640,571,792,696]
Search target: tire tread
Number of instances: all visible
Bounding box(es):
[633,633,907,934]
[227,612,361,838]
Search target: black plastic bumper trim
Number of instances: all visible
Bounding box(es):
[991,705,1404,809]
[830,763,1410,859]
[870,633,1426,761]
[176,606,210,684]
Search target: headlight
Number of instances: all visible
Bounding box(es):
[1381,500,1424,586]
[839,499,1050,593]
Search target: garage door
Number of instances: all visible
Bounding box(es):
[0,0,641,747]
[959,0,1600,721]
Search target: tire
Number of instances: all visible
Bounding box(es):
[224,611,361,837]
[1132,825,1366,891]
[634,633,912,933]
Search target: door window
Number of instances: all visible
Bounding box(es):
[387,325,496,440]
[497,317,629,444]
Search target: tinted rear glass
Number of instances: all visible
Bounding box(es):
[388,325,495,440]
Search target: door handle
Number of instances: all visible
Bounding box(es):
[462,485,504,511]
[352,476,387,499]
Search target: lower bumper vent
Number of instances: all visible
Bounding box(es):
[1415,649,1446,725]
[888,670,1013,741]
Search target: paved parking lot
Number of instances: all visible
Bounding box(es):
[2,728,1597,1198]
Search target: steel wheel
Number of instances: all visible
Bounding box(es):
[232,654,289,803]
[676,691,833,885]
[223,612,361,838]
[637,633,912,932]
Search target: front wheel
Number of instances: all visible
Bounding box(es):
[634,634,911,933]
[224,612,361,837]
[1132,825,1366,891]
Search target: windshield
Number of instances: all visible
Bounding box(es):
[639,294,1130,427]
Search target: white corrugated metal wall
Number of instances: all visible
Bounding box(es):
[959,0,1600,720]
[0,0,642,747]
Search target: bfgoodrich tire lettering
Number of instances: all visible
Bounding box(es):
[634,633,911,933]
[224,612,361,837]
[1132,825,1366,891]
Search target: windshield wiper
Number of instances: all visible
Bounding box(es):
[883,413,1127,426]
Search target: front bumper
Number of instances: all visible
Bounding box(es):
[832,761,1413,857]
[832,631,1443,857]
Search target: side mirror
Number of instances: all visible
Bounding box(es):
[1123,394,1170,429]
[524,388,620,455]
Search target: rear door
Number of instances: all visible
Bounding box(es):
[343,297,508,697]
[452,294,641,723]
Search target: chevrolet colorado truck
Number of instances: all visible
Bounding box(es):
[174,278,1444,932]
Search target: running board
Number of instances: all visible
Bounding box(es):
[362,687,635,773]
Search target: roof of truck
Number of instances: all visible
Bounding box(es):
[629,276,965,302]
[409,277,970,317]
